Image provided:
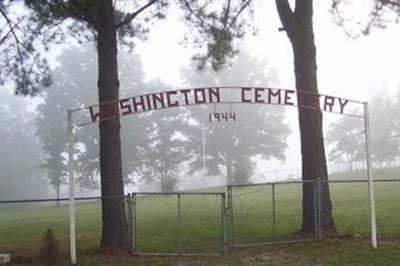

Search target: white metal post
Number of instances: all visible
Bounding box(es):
[364,102,377,248]
[67,110,77,264]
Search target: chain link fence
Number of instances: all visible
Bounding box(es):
[321,179,400,240]
[374,179,400,239]
[0,198,70,255]
[322,180,371,237]
[227,181,317,247]
[0,197,107,257]
[0,179,399,259]
[127,192,225,255]
[0,193,225,258]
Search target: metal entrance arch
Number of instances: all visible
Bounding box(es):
[66,86,377,263]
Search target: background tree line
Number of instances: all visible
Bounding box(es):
[327,90,400,172]
[34,43,290,197]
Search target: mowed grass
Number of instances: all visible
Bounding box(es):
[230,180,400,245]
[0,180,399,258]
[134,194,223,253]
[0,199,101,254]
[0,194,224,256]
[75,239,400,266]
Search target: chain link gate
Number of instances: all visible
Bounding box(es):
[126,192,226,255]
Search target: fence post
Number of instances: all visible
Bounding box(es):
[132,193,137,253]
[272,183,276,244]
[177,193,182,255]
[364,101,378,248]
[226,186,230,247]
[67,110,77,265]
[228,185,234,246]
[126,194,133,253]
[221,193,226,254]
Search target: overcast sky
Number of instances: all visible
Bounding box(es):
[137,1,400,97]
[132,1,400,173]
[4,1,400,179]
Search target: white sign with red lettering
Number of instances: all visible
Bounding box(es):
[72,87,363,126]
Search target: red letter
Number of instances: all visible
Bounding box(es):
[255,88,265,103]
[100,102,119,120]
[323,96,335,112]
[132,96,146,113]
[119,98,132,115]
[89,106,100,123]
[180,89,191,105]
[338,98,349,114]
[208,87,220,103]
[152,93,165,109]
[145,94,153,110]
[194,88,206,104]
[284,90,295,105]
[268,89,281,104]
[167,91,179,107]
[310,94,321,109]
[241,87,252,103]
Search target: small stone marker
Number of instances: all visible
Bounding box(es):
[0,254,10,264]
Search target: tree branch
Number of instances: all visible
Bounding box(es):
[0,7,28,82]
[200,0,252,69]
[223,0,232,28]
[115,0,159,28]
[0,14,23,46]
[53,0,97,28]
[228,0,252,29]
[363,2,385,34]
[275,0,297,36]
[380,0,400,9]
[181,0,211,28]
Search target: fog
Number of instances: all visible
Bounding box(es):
[1,1,400,199]
[136,1,400,169]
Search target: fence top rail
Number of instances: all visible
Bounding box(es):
[228,178,400,189]
[373,178,400,182]
[323,178,400,183]
[228,180,315,188]
[3,178,398,203]
[0,198,69,204]
[132,192,225,196]
[322,179,369,183]
[0,196,112,204]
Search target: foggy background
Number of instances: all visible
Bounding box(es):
[1,1,400,200]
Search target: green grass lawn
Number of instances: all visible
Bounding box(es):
[0,179,399,262]
[229,180,400,245]
[9,238,400,265]
[330,166,400,181]
[78,239,400,266]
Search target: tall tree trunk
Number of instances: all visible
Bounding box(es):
[276,0,336,233]
[96,0,128,251]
